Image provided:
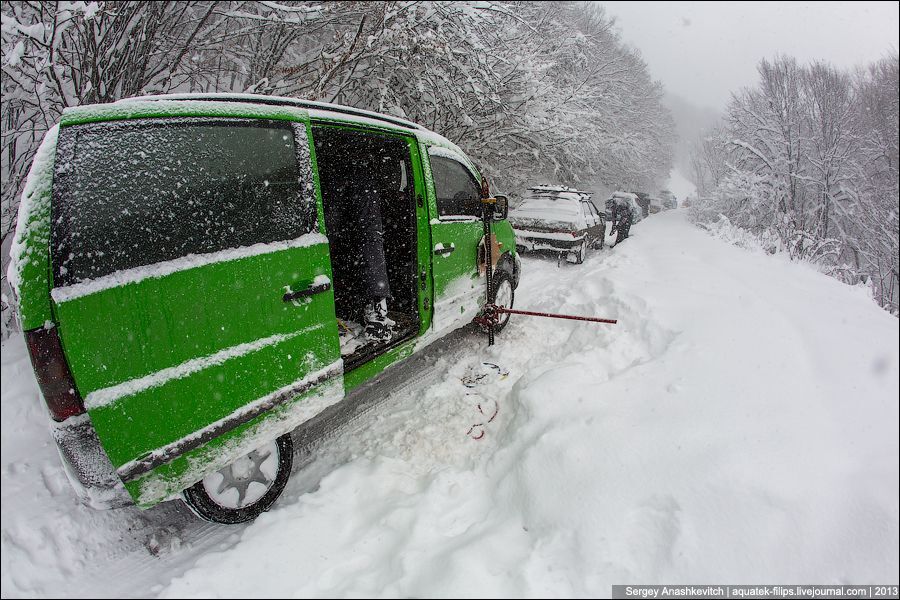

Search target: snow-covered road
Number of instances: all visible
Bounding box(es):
[2,210,898,598]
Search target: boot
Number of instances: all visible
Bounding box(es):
[364,298,395,342]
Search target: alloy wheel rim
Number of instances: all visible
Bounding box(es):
[201,441,280,509]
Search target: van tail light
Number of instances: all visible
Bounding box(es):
[24,326,85,422]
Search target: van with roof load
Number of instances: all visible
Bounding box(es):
[9,93,520,524]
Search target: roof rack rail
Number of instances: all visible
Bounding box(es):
[527,185,593,197]
[121,93,422,132]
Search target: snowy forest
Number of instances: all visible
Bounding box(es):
[1,0,674,276]
[689,54,900,313]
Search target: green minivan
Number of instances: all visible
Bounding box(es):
[9,94,520,523]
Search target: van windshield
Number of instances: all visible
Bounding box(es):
[52,119,314,287]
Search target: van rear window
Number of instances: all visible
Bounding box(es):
[52,119,315,287]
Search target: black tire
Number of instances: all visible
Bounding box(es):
[570,240,586,264]
[479,269,515,334]
[182,434,293,524]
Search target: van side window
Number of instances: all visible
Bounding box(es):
[52,119,316,287]
[430,155,481,218]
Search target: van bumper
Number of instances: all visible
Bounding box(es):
[515,232,585,253]
[50,413,132,509]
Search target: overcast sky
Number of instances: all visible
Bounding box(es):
[600,1,900,111]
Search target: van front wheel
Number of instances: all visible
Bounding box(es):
[478,270,515,334]
[182,434,293,524]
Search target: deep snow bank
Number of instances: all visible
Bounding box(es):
[2,210,897,598]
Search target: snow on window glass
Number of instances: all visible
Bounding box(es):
[430,155,481,218]
[52,119,315,286]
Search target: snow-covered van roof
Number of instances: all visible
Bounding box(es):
[124,92,423,130]
[129,93,466,154]
[59,93,465,157]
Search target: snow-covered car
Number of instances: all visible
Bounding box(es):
[9,93,521,525]
[509,185,606,264]
[633,191,651,218]
[649,196,664,214]
[607,191,642,225]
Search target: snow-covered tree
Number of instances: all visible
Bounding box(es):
[690,54,899,313]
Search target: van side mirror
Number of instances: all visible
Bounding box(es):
[493,194,508,220]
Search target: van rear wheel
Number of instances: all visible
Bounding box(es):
[182,434,293,524]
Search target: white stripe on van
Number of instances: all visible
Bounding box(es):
[51,232,328,303]
[115,359,344,486]
[84,327,321,410]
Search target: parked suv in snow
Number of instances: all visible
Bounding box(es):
[9,93,520,524]
[509,185,606,264]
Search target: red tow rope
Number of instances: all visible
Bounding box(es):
[466,395,499,441]
[479,304,618,327]
[489,306,617,325]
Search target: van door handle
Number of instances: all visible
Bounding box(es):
[283,281,331,302]
[434,243,455,257]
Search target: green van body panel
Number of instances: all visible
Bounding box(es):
[124,373,344,507]
[54,243,336,401]
[408,139,437,336]
[57,242,340,463]
[491,219,516,262]
[343,339,417,391]
[420,142,516,332]
[12,97,517,509]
